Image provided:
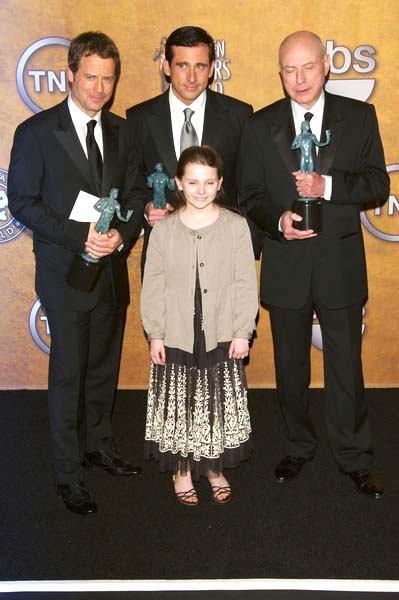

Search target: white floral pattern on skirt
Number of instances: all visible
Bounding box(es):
[145,358,252,462]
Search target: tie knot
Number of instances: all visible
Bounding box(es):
[183,108,194,123]
[87,120,97,134]
[304,112,313,123]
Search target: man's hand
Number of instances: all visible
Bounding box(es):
[229,338,250,360]
[293,170,325,198]
[150,339,166,365]
[280,210,317,241]
[85,223,123,258]
[145,201,174,227]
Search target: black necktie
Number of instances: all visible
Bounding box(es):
[86,120,103,195]
[304,111,317,172]
[180,108,199,153]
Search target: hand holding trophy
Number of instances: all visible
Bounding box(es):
[291,116,330,233]
[66,188,132,292]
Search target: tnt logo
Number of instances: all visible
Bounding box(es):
[0,168,25,243]
[16,37,70,113]
[29,299,50,354]
[325,40,376,102]
[361,164,399,242]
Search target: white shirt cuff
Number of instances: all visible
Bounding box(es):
[322,175,332,201]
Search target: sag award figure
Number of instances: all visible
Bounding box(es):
[147,163,175,209]
[67,188,132,292]
[291,118,330,232]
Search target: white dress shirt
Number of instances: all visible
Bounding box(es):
[68,95,104,159]
[168,87,206,159]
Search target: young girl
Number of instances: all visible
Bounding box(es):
[140,146,258,506]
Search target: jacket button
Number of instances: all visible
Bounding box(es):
[197,235,202,239]
[203,289,208,293]
[199,262,204,267]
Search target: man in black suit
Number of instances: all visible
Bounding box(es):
[8,32,145,515]
[239,31,389,497]
[126,26,254,270]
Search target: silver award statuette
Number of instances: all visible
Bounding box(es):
[66,188,133,293]
[291,119,330,233]
[147,162,175,209]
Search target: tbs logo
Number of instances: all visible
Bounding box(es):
[325,40,376,102]
[16,37,70,113]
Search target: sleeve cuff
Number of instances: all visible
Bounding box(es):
[322,175,332,201]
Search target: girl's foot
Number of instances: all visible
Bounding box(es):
[207,471,232,504]
[173,472,198,506]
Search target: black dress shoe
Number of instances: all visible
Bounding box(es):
[84,449,142,476]
[57,482,98,515]
[345,469,384,498]
[274,455,310,482]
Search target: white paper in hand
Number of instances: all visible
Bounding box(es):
[69,190,100,222]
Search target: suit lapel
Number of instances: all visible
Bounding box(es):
[271,99,298,176]
[202,89,225,149]
[147,91,177,177]
[101,111,119,196]
[52,99,92,189]
[318,91,345,175]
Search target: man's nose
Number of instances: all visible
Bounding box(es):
[186,67,196,81]
[296,68,305,84]
[94,78,104,92]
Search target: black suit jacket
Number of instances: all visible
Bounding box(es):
[239,91,389,309]
[8,98,145,310]
[126,88,253,207]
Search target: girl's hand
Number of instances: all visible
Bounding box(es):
[150,339,166,365]
[228,338,249,360]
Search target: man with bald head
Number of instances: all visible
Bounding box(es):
[239,31,389,497]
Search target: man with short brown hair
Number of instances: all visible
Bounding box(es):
[126,25,255,272]
[9,31,145,515]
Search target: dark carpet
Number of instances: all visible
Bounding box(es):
[0,388,398,587]
[0,593,398,600]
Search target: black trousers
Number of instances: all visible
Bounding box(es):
[269,293,374,472]
[43,280,126,485]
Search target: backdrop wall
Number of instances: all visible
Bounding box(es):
[1,0,398,389]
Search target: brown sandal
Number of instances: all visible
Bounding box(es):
[211,485,232,504]
[175,488,199,507]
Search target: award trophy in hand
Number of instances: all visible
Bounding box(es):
[147,162,175,209]
[66,188,132,293]
[291,119,330,233]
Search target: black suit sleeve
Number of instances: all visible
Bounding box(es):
[114,122,149,249]
[8,122,89,253]
[328,104,389,205]
[238,115,285,242]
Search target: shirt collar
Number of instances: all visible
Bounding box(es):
[68,94,102,127]
[168,86,207,113]
[291,90,325,123]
